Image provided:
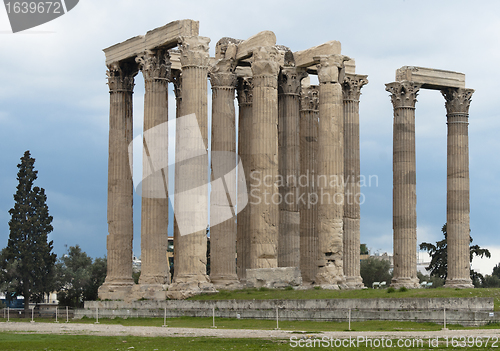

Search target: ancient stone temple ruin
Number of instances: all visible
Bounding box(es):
[98,19,474,301]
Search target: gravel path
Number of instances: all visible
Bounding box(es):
[1,322,499,340]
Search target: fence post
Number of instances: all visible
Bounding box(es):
[55,306,59,323]
[443,308,447,330]
[162,307,167,327]
[66,306,69,323]
[348,308,351,331]
[7,307,9,322]
[275,307,280,330]
[95,307,99,324]
[30,306,35,323]
[211,306,217,328]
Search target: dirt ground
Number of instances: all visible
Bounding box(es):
[1,321,500,340]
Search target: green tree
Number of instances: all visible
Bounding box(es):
[492,263,500,279]
[360,257,392,288]
[0,151,56,316]
[419,224,490,287]
[56,245,106,307]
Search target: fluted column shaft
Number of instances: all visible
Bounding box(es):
[278,67,306,268]
[342,74,368,288]
[443,88,474,288]
[248,47,280,269]
[299,85,319,283]
[99,63,136,299]
[315,55,346,287]
[137,50,170,286]
[236,77,253,280]
[172,36,212,286]
[209,60,239,285]
[386,81,421,289]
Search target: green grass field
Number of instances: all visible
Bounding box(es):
[0,333,497,351]
[188,287,500,310]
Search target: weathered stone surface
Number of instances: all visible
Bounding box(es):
[293,41,341,68]
[236,31,276,61]
[314,55,348,288]
[396,66,465,90]
[104,20,199,66]
[342,74,368,289]
[443,88,474,289]
[246,267,302,288]
[98,62,136,300]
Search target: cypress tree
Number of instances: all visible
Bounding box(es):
[2,151,56,316]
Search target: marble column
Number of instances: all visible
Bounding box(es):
[342,74,368,289]
[209,58,240,287]
[248,46,280,269]
[442,88,474,289]
[236,77,253,281]
[386,81,421,289]
[278,64,307,268]
[314,54,347,288]
[98,62,136,300]
[130,50,170,299]
[168,36,215,299]
[299,84,319,283]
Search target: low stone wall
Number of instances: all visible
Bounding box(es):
[76,298,498,327]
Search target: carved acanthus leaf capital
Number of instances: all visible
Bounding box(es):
[237,77,253,106]
[385,81,421,109]
[300,85,319,111]
[441,88,474,116]
[136,49,171,83]
[251,46,280,78]
[179,36,211,68]
[171,70,182,100]
[315,54,350,84]
[342,74,369,101]
[209,58,237,88]
[279,67,308,96]
[106,62,136,93]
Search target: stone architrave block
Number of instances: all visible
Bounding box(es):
[396,66,465,90]
[293,41,342,68]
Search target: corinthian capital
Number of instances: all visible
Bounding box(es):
[209,58,237,88]
[300,85,319,111]
[385,81,421,109]
[441,88,474,116]
[315,54,350,84]
[342,74,368,101]
[179,36,211,68]
[136,49,171,83]
[237,77,253,106]
[279,67,307,96]
[106,62,137,93]
[251,46,280,78]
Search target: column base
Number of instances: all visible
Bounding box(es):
[98,279,134,300]
[315,266,347,289]
[127,283,168,301]
[246,267,302,289]
[210,274,242,290]
[444,278,474,289]
[344,276,365,289]
[390,277,420,289]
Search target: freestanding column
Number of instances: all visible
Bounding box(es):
[299,84,319,283]
[248,46,280,269]
[442,88,474,289]
[130,50,170,299]
[209,58,240,287]
[168,36,215,299]
[278,64,307,268]
[342,74,368,289]
[386,81,421,289]
[314,54,347,288]
[98,62,136,300]
[236,77,253,281]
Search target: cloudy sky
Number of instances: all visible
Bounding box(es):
[0,0,499,275]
